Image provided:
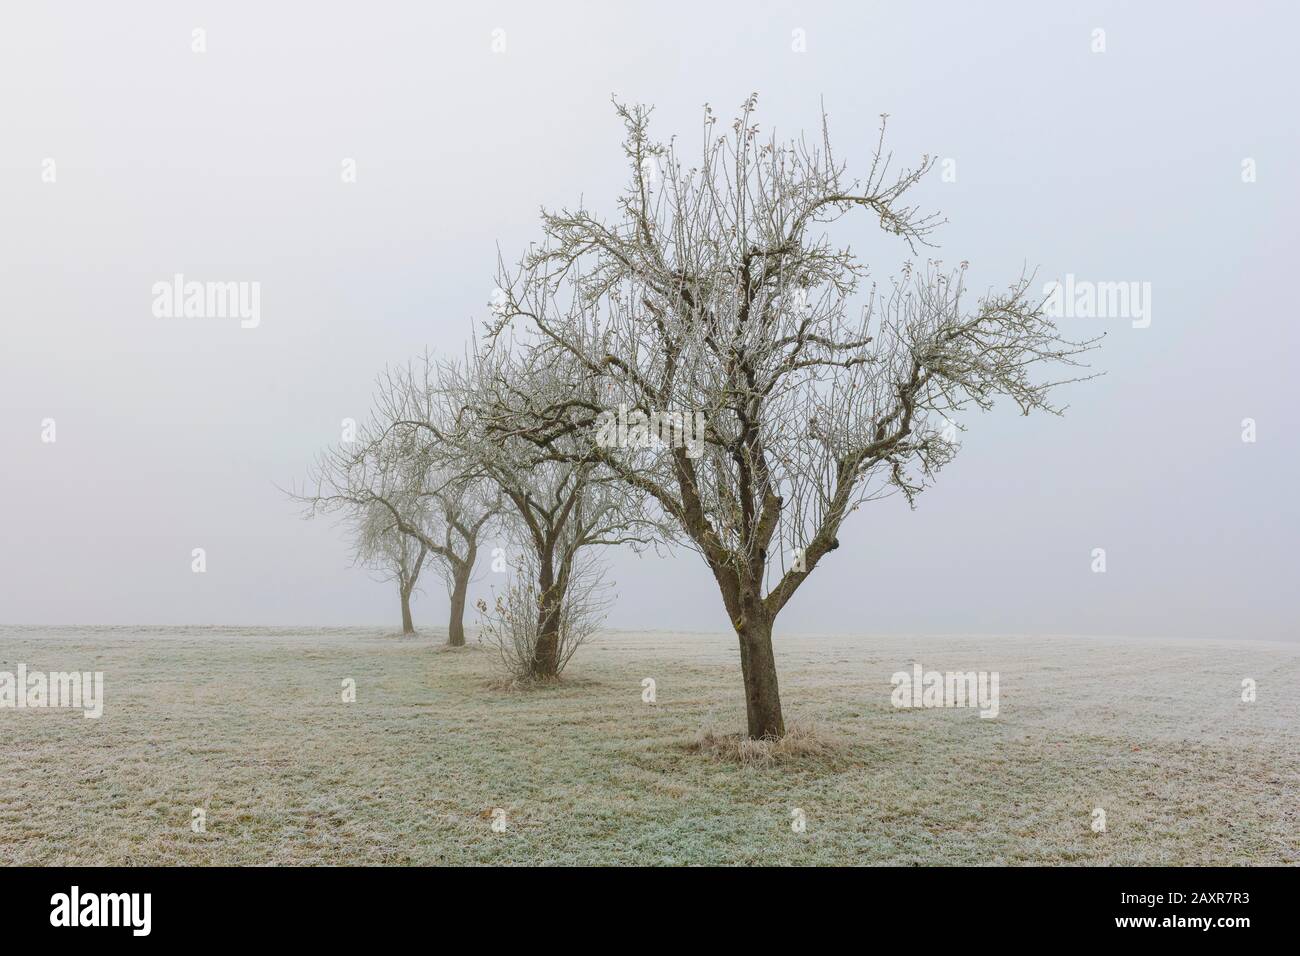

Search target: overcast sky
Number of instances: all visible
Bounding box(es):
[2,1,1296,640]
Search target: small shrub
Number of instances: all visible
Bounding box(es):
[475,550,609,684]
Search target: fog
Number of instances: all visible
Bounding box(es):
[2,1,1296,640]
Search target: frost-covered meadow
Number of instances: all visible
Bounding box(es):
[0,626,1294,865]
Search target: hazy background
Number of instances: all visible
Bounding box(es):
[2,1,1296,640]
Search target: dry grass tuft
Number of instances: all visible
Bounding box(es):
[689,718,852,767]
[483,674,548,692]
[433,642,487,654]
[484,672,605,693]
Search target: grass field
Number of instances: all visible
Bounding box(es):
[0,625,1295,865]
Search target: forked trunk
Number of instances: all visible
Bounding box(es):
[400,586,415,635]
[447,565,470,647]
[736,609,785,739]
[530,595,561,676]
[401,545,426,637]
[529,582,562,679]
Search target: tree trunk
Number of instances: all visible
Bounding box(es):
[447,564,470,647]
[529,557,562,679]
[400,585,415,635]
[736,609,785,739]
[400,544,426,637]
[531,604,560,678]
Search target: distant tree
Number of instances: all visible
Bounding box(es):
[486,96,1100,737]
[387,348,657,679]
[298,364,498,644]
[352,501,429,634]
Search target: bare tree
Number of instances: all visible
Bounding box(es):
[353,500,430,634]
[485,96,1100,737]
[297,367,498,645]
[424,476,497,647]
[387,466,497,646]
[395,346,658,680]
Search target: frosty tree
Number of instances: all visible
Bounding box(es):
[299,365,498,645]
[486,96,1099,738]
[413,348,657,680]
[352,500,430,634]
